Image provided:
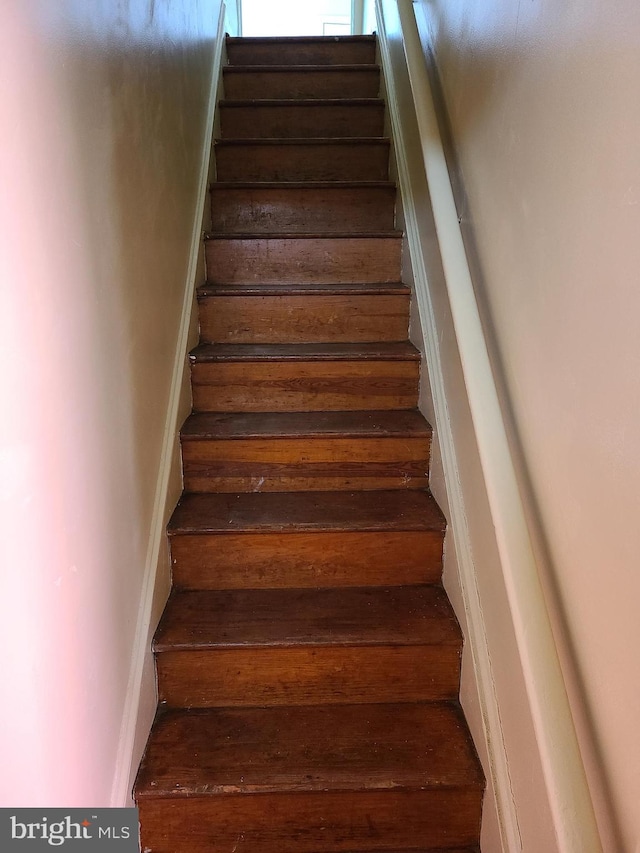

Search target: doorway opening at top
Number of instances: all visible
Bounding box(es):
[239,0,375,37]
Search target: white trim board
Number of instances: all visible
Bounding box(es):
[110,2,230,807]
[373,4,521,848]
[375,1,603,851]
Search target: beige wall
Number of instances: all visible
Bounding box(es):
[419,0,640,849]
[0,0,223,806]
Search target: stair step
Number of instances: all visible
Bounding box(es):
[205,233,402,285]
[169,489,445,534]
[226,35,377,67]
[214,139,391,182]
[219,98,385,139]
[168,489,445,590]
[154,586,460,706]
[198,280,409,296]
[197,286,409,344]
[155,585,458,650]
[138,796,482,853]
[136,703,483,851]
[223,64,380,100]
[210,182,396,233]
[190,342,420,412]
[180,410,430,492]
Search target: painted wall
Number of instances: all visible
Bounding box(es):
[0,0,223,807]
[376,2,559,848]
[418,0,640,849]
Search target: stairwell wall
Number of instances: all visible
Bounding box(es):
[415,0,640,850]
[376,2,558,849]
[0,0,230,807]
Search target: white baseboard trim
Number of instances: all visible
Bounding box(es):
[376,3,603,851]
[109,3,228,807]
[375,2,521,848]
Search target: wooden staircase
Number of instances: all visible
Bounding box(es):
[135,35,483,852]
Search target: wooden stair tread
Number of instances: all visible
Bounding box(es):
[224,63,380,73]
[197,282,409,296]
[205,231,402,240]
[180,410,430,440]
[154,585,460,651]
[215,137,390,146]
[190,342,420,363]
[138,32,483,850]
[227,35,377,45]
[168,490,445,535]
[220,97,383,107]
[211,180,395,189]
[135,702,482,798]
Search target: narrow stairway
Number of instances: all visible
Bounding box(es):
[135,34,484,852]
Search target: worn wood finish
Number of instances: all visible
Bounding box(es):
[137,703,483,793]
[190,341,421,362]
[157,644,461,706]
[220,99,385,139]
[197,293,409,344]
[138,789,482,853]
[197,281,410,296]
[181,410,430,491]
[209,183,396,234]
[181,412,431,493]
[223,65,380,100]
[168,490,446,535]
[191,360,419,412]
[181,457,428,494]
[170,530,444,590]
[205,234,402,285]
[136,32,483,851]
[190,344,420,412]
[136,704,482,850]
[155,586,458,650]
[214,140,391,182]
[226,35,377,67]
[180,410,430,440]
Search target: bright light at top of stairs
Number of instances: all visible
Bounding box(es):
[241,0,352,37]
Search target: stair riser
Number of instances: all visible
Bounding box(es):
[210,186,396,234]
[181,437,429,492]
[191,361,419,412]
[157,646,460,707]
[198,295,409,344]
[205,237,402,285]
[215,142,390,182]
[138,789,482,852]
[170,531,444,590]
[227,40,377,66]
[223,68,380,100]
[220,103,384,139]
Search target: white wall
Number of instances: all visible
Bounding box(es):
[419,0,640,849]
[0,0,224,807]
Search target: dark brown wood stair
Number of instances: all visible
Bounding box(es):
[209,182,396,233]
[190,342,421,412]
[223,65,381,100]
[215,139,392,182]
[168,489,447,592]
[135,33,483,852]
[180,410,431,492]
[197,282,410,344]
